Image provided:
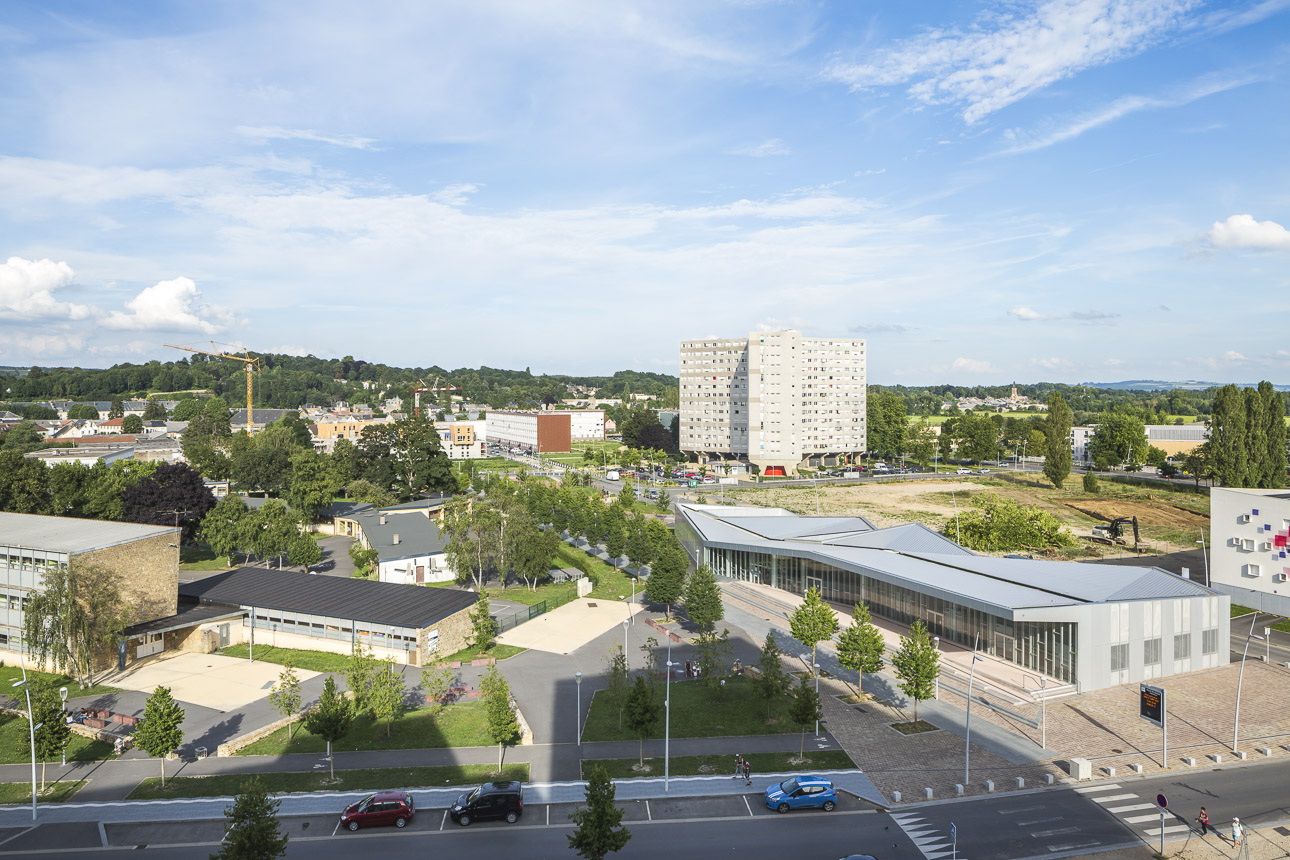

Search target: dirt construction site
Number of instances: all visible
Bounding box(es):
[699,473,1211,559]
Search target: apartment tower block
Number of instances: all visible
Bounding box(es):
[679,330,866,475]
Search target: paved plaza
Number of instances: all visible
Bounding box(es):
[101,651,321,712]
[497,596,636,654]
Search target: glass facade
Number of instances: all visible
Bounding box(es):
[246,607,418,652]
[1,546,69,650]
[707,545,1077,683]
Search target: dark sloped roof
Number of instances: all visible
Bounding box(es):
[179,567,477,629]
[355,510,448,560]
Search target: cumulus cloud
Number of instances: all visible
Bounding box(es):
[236,125,379,150]
[0,256,94,321]
[1204,214,1290,252]
[102,277,234,333]
[1224,349,1248,362]
[1008,305,1117,323]
[849,322,911,334]
[826,0,1198,123]
[952,356,993,373]
[1032,356,1074,370]
[731,138,791,157]
[0,330,87,356]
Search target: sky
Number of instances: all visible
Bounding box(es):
[1,0,1288,385]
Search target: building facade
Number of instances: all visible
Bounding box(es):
[487,411,573,453]
[435,419,488,459]
[1210,487,1290,617]
[679,330,866,475]
[677,503,1227,693]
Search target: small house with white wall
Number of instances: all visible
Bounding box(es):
[353,508,453,584]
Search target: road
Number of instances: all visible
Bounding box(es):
[9,757,1289,859]
[1230,612,1290,666]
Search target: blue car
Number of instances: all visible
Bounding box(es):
[764,775,838,813]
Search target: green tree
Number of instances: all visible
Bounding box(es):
[344,641,377,713]
[1043,393,1073,488]
[907,419,938,469]
[891,620,939,722]
[23,559,131,689]
[1083,472,1100,493]
[623,674,661,766]
[419,664,454,715]
[655,489,670,512]
[602,506,628,566]
[506,515,559,590]
[201,496,253,566]
[788,587,839,674]
[835,603,885,697]
[211,776,288,860]
[344,477,395,508]
[754,630,792,721]
[134,685,185,786]
[1088,409,1148,469]
[787,674,822,758]
[602,647,630,731]
[682,564,723,634]
[948,495,1075,552]
[644,531,686,620]
[19,676,71,791]
[250,500,300,567]
[693,627,733,700]
[368,658,408,738]
[866,388,908,456]
[625,518,655,571]
[142,398,169,421]
[567,764,631,860]
[67,402,101,420]
[481,665,521,772]
[287,534,322,571]
[956,412,999,463]
[1251,381,1287,488]
[357,412,455,501]
[0,449,53,514]
[348,541,379,578]
[469,590,499,651]
[108,398,125,419]
[122,414,144,434]
[303,676,353,780]
[285,450,340,522]
[170,398,201,422]
[267,658,303,739]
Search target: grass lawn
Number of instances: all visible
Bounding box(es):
[179,544,232,572]
[0,666,120,700]
[217,645,350,673]
[238,700,493,756]
[1231,604,1256,617]
[491,580,578,607]
[129,763,530,800]
[0,715,117,765]
[0,780,87,804]
[582,677,799,742]
[441,643,527,662]
[553,544,634,601]
[890,720,939,735]
[584,750,855,780]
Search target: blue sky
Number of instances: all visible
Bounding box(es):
[1,1,1288,384]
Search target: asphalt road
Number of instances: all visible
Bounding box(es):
[1229,612,1290,666]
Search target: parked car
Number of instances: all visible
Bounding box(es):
[449,781,524,826]
[978,468,990,474]
[605,470,620,481]
[956,468,972,475]
[340,790,415,831]
[764,775,838,813]
[648,490,659,499]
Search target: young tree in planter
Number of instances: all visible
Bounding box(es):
[212,776,288,860]
[602,647,630,732]
[268,657,303,739]
[368,658,408,738]
[134,685,185,787]
[622,674,661,768]
[419,664,454,715]
[754,631,793,721]
[682,564,723,635]
[789,587,839,675]
[835,603,885,698]
[469,590,499,652]
[643,534,686,621]
[787,674,822,760]
[344,641,377,714]
[892,620,940,723]
[694,627,733,701]
[567,764,631,860]
[303,675,353,781]
[20,677,71,791]
[481,666,521,773]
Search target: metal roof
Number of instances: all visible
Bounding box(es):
[826,523,973,556]
[354,510,448,562]
[0,512,176,554]
[125,598,243,637]
[179,567,477,629]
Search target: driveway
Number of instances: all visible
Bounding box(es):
[101,651,320,712]
[314,535,358,577]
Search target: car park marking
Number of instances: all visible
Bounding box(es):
[331,820,341,837]
[742,796,753,817]
[439,811,447,831]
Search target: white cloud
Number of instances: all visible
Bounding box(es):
[1204,214,1290,252]
[952,357,993,373]
[1008,305,1117,323]
[431,184,480,206]
[731,138,791,157]
[0,256,94,321]
[849,322,911,334]
[0,330,87,357]
[826,0,1198,123]
[236,126,380,150]
[1104,358,1126,366]
[271,344,311,357]
[1032,356,1074,370]
[1223,349,1248,362]
[102,277,234,334]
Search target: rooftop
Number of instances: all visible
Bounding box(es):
[0,511,177,553]
[355,509,448,561]
[179,567,477,629]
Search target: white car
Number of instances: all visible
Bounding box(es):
[956,468,972,475]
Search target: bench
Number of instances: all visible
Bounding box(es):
[84,717,106,729]
[115,714,138,727]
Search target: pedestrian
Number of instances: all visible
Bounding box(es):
[1232,817,1242,849]
[733,754,743,779]
[743,758,752,787]
[685,660,692,678]
[1196,807,1209,836]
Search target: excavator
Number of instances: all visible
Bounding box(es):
[1089,516,1142,551]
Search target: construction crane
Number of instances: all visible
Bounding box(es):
[164,342,260,435]
[413,377,460,416]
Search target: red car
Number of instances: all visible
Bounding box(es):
[340,790,415,831]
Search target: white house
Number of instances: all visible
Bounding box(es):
[353,509,453,584]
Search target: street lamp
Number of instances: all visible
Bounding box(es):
[11,678,40,821]
[1233,615,1265,754]
[1195,536,1209,587]
[964,634,983,785]
[59,687,68,766]
[574,672,583,747]
[622,619,630,663]
[932,638,940,700]
[813,662,821,735]
[664,638,675,792]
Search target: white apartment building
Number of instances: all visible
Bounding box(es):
[1210,487,1290,617]
[434,420,487,460]
[679,330,866,475]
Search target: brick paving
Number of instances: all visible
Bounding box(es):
[1165,825,1290,860]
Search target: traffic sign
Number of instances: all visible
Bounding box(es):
[1157,793,1168,809]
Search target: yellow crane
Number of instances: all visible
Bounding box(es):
[164,342,260,435]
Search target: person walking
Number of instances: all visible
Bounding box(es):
[743,758,752,787]
[1232,817,1243,849]
[1196,807,1210,836]
[733,754,744,779]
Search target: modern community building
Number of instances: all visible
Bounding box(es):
[679,330,867,475]
[677,503,1228,693]
[486,409,605,453]
[1209,487,1290,617]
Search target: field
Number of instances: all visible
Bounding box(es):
[711,472,1211,558]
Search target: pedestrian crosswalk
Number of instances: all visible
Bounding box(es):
[991,799,1110,853]
[890,812,961,860]
[1074,783,1193,840]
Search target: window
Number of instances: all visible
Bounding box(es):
[1173,633,1190,660]
[1110,643,1129,672]
[1202,628,1219,654]
[1144,638,1162,666]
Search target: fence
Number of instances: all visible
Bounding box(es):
[495,587,580,633]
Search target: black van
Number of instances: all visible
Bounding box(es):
[449,781,524,826]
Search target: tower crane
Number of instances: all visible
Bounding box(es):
[413,377,460,416]
[164,342,260,435]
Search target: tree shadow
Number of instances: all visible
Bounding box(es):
[179,713,244,760]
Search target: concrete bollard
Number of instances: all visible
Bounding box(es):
[955,784,964,796]
[1104,766,1116,777]
[1015,777,1025,789]
[1183,757,1196,766]
[1045,774,1055,785]
[892,791,901,803]
[1210,753,1223,764]
[985,780,995,793]
[1258,747,1273,757]
[1236,750,1248,761]
[1068,757,1092,780]
[1130,764,1143,774]
[925,788,933,800]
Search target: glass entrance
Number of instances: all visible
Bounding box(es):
[805,575,823,596]
[994,632,1014,661]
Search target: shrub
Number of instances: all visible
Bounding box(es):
[945,495,1075,553]
[1083,473,1100,493]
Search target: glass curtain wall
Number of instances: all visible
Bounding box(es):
[707,546,1076,683]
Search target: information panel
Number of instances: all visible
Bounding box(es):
[1140,683,1165,728]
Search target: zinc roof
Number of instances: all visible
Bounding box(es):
[0,511,176,554]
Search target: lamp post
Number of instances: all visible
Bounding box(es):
[933,638,940,700]
[574,672,583,747]
[1041,676,1047,750]
[623,619,630,664]
[813,662,821,735]
[10,676,41,821]
[630,579,635,625]
[1233,615,1265,754]
[965,634,983,785]
[59,687,68,766]
[1195,536,1209,587]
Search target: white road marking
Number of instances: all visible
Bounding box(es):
[331,820,341,837]
[1047,840,1106,852]
[439,810,447,831]
[1016,816,1063,826]
[889,814,961,860]
[998,804,1047,814]
[645,800,652,821]
[1107,803,1156,813]
[1144,825,1191,836]
[742,796,753,817]
[97,822,108,847]
[1090,794,1137,804]
[1029,826,1080,838]
[1125,814,1167,824]
[546,805,550,826]
[1075,784,1122,793]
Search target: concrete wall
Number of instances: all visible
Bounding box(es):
[81,531,179,623]
[379,552,453,584]
[419,604,473,663]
